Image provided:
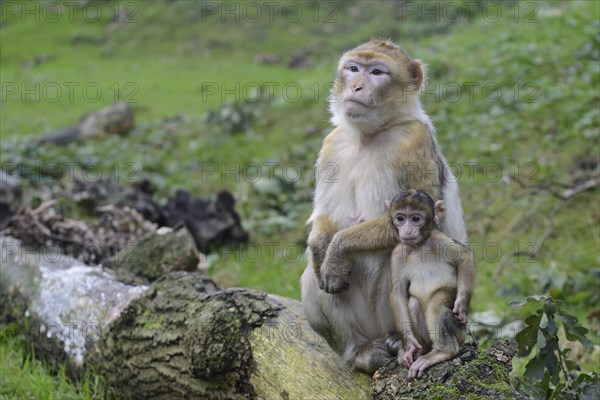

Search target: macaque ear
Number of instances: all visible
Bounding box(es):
[385,199,391,211]
[434,200,445,224]
[408,60,425,90]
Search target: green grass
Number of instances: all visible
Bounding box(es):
[1,0,336,136]
[1,0,599,397]
[0,324,110,399]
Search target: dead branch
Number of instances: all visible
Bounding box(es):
[513,176,599,201]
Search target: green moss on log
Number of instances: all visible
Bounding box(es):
[372,340,527,400]
[90,272,282,399]
[249,296,372,399]
[106,228,199,283]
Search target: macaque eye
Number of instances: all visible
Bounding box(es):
[349,65,359,72]
[371,68,383,76]
[396,215,405,223]
[411,216,422,223]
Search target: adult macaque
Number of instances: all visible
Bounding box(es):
[301,38,468,373]
[387,189,475,379]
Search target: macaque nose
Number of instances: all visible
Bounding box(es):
[401,228,420,241]
[351,77,364,93]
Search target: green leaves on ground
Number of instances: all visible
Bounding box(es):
[512,295,598,399]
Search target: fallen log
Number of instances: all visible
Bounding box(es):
[38,102,134,145]
[0,236,370,399]
[372,340,527,400]
[105,226,202,284]
[0,235,525,399]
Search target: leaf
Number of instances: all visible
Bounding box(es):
[576,373,594,384]
[564,358,576,371]
[517,311,543,357]
[539,312,549,329]
[543,348,560,385]
[529,294,550,302]
[581,385,600,400]
[509,294,548,308]
[539,373,551,394]
[544,313,558,337]
[556,309,593,347]
[562,322,592,348]
[516,323,540,356]
[509,299,528,308]
[536,329,547,349]
[543,300,557,316]
[563,347,572,356]
[557,312,578,326]
[525,312,543,325]
[577,373,600,400]
[545,336,559,352]
[524,355,546,381]
[522,382,546,400]
[551,382,565,397]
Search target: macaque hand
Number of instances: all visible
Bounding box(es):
[319,260,350,294]
[400,337,422,368]
[318,240,352,293]
[453,299,468,325]
[319,271,350,294]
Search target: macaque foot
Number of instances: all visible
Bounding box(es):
[354,336,399,373]
[407,356,432,380]
[319,272,349,293]
[406,350,453,380]
[384,332,403,355]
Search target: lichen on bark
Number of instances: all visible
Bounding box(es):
[90,272,282,399]
[105,227,199,283]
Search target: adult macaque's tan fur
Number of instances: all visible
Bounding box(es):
[301,38,467,372]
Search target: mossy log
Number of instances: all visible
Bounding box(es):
[372,340,527,400]
[0,236,369,399]
[38,102,134,145]
[105,227,201,284]
[0,235,525,399]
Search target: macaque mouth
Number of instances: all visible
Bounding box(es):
[400,237,421,245]
[344,98,370,107]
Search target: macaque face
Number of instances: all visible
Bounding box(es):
[387,189,440,246]
[392,208,429,245]
[339,58,392,120]
[329,39,424,135]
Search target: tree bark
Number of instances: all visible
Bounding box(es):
[372,340,527,400]
[0,236,370,399]
[1,235,525,399]
[105,226,201,284]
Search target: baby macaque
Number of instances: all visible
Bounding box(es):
[387,189,475,379]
